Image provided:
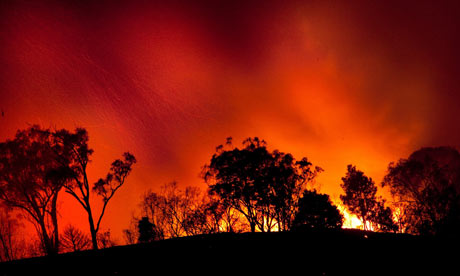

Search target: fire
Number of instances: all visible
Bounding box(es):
[337,204,364,230]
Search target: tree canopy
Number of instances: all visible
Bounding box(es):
[203,137,322,232]
[383,147,460,236]
[341,165,396,232]
[45,128,136,249]
[293,190,343,230]
[0,125,136,254]
[0,126,63,255]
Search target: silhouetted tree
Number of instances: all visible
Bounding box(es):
[182,195,234,235]
[44,128,136,249]
[182,203,211,236]
[200,196,247,233]
[293,190,343,230]
[382,147,460,236]
[122,216,139,245]
[60,225,91,252]
[159,182,197,237]
[203,137,321,232]
[269,150,323,231]
[97,229,116,249]
[122,229,137,245]
[140,191,166,240]
[137,217,155,243]
[0,126,64,255]
[138,182,242,239]
[140,182,210,239]
[372,201,398,233]
[340,165,394,231]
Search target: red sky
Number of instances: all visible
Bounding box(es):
[1,0,460,240]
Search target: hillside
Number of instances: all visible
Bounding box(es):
[0,229,457,276]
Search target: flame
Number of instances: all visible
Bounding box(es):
[337,204,365,230]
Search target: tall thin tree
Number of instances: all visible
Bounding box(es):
[45,128,136,249]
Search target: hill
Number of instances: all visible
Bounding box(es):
[0,229,457,276]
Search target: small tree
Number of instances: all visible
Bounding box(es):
[60,225,91,252]
[137,217,155,243]
[123,216,139,245]
[340,165,394,231]
[293,190,343,230]
[140,182,211,239]
[97,229,116,249]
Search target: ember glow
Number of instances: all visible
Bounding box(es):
[1,0,460,239]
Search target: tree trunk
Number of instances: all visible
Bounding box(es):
[39,218,56,255]
[51,192,59,253]
[86,206,99,250]
[250,221,256,233]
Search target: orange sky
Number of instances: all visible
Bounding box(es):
[1,0,460,241]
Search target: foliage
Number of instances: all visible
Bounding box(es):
[122,216,139,245]
[382,147,460,236]
[60,225,91,253]
[45,128,136,249]
[293,190,343,230]
[139,182,223,239]
[202,137,322,232]
[137,217,155,243]
[341,165,396,232]
[0,126,63,255]
[97,229,116,249]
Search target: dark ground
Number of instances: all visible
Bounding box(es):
[0,229,458,276]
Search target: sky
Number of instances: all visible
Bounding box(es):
[1,0,460,240]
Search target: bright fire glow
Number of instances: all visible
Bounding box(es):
[337,204,364,230]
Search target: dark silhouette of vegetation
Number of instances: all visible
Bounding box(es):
[60,225,91,253]
[202,137,322,232]
[96,229,116,249]
[3,126,460,265]
[0,125,135,256]
[137,182,229,239]
[122,217,139,245]
[383,147,460,236]
[137,217,155,243]
[140,182,197,239]
[44,128,136,250]
[293,190,343,230]
[202,196,247,233]
[341,165,396,232]
[0,126,63,255]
